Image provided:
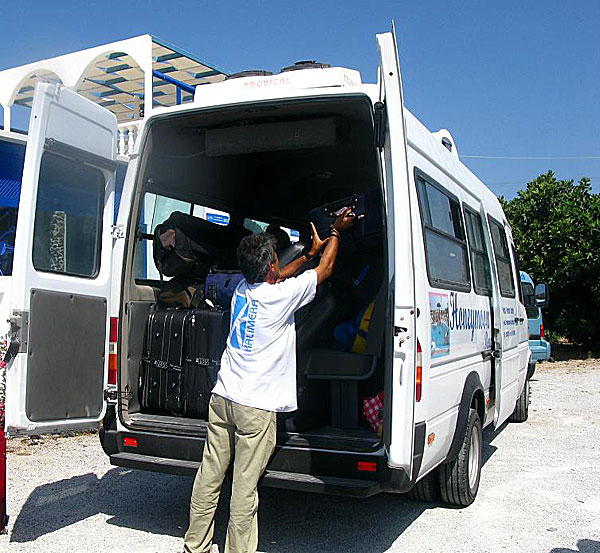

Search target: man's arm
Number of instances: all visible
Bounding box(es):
[279,222,327,280]
[314,208,355,286]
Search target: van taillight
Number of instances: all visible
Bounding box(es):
[416,339,423,402]
[540,324,544,339]
[357,461,377,472]
[108,317,118,385]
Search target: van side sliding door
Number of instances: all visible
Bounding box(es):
[488,217,523,427]
[376,26,417,475]
[5,83,116,435]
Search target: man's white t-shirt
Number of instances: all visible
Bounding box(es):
[212,269,318,412]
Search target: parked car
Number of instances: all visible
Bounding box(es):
[520,271,551,378]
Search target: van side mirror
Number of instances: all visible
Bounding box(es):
[535,282,549,308]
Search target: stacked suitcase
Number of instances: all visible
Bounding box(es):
[139,307,230,419]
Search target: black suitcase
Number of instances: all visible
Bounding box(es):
[181,309,230,418]
[140,309,186,414]
[139,307,230,418]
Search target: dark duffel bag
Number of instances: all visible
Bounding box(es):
[139,307,230,418]
[153,211,250,278]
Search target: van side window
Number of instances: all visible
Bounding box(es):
[511,244,524,304]
[416,172,471,291]
[463,207,492,296]
[488,218,515,298]
[32,152,104,278]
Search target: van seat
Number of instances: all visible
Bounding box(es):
[304,350,377,380]
[303,284,386,429]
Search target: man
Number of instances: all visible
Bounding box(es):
[183,209,355,553]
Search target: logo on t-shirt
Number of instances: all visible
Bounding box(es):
[230,292,259,352]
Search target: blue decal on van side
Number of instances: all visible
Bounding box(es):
[429,292,450,358]
[449,292,491,342]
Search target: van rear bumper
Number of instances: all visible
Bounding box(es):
[101,427,407,496]
[110,451,381,497]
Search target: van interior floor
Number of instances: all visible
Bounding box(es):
[128,413,380,452]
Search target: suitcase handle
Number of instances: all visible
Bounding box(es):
[141,357,183,372]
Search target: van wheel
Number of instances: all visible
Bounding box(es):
[439,408,482,506]
[408,469,439,502]
[509,379,530,423]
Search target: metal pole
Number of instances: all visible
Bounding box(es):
[152,70,195,95]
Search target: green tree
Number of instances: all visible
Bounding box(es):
[499,171,600,346]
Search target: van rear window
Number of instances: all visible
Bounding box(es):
[416,171,471,291]
[32,152,104,278]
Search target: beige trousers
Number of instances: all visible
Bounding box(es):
[184,393,276,553]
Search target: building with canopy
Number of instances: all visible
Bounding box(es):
[0,35,227,275]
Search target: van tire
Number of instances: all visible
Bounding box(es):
[408,470,439,502]
[509,378,530,423]
[439,408,482,506]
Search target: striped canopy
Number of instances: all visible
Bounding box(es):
[12,37,227,122]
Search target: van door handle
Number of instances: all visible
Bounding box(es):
[394,326,409,347]
[482,349,501,360]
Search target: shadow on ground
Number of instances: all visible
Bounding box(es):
[550,539,600,553]
[9,426,506,553]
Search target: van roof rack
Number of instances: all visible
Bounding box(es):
[226,70,274,80]
[281,61,331,72]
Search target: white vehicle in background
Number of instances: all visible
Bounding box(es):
[5,26,537,506]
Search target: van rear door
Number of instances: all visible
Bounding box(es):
[376,27,417,474]
[5,82,116,435]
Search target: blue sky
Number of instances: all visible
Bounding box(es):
[1,0,598,197]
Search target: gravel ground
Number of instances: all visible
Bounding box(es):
[1,359,599,553]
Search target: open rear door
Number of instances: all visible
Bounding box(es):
[5,82,117,435]
[377,26,417,475]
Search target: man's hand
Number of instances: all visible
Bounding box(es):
[333,207,356,232]
[308,222,327,257]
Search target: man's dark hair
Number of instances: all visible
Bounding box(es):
[237,233,277,284]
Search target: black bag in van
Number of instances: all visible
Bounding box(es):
[205,271,244,309]
[157,276,205,308]
[309,188,383,252]
[153,211,251,278]
[139,307,230,418]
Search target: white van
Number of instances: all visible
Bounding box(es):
[5,28,535,506]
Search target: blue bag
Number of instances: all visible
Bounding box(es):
[205,271,244,308]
